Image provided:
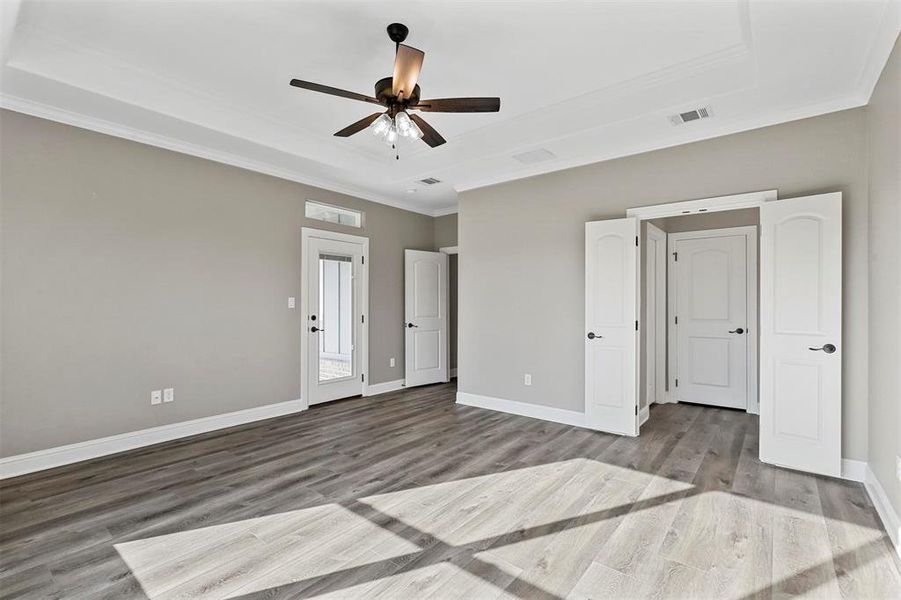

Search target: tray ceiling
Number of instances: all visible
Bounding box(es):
[1,1,898,215]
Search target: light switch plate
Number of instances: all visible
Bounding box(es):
[288,297,295,309]
[151,390,162,405]
[524,374,532,386]
[390,358,395,367]
[163,388,175,403]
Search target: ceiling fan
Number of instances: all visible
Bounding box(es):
[289,23,500,152]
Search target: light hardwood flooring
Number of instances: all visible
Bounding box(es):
[1,382,899,599]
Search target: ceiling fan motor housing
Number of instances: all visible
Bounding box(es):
[375,77,420,108]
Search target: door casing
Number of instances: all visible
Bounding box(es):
[645,222,667,410]
[301,227,369,408]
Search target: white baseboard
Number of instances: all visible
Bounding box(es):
[841,458,867,482]
[0,399,305,480]
[864,465,901,560]
[364,379,405,397]
[639,405,650,426]
[456,392,586,428]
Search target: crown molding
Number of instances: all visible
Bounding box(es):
[0,93,442,217]
[431,205,459,217]
[455,92,866,194]
[856,1,901,104]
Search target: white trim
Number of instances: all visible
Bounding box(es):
[841,459,867,483]
[645,222,667,408]
[667,225,759,414]
[0,399,305,479]
[456,392,586,428]
[439,246,459,255]
[363,379,406,397]
[639,405,650,426]
[627,190,777,220]
[864,465,901,560]
[857,0,901,103]
[301,227,369,406]
[0,94,446,217]
[432,206,459,217]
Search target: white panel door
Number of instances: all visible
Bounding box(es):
[760,192,842,477]
[673,233,748,409]
[585,218,639,436]
[405,250,448,387]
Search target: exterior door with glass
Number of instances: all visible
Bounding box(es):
[305,234,365,405]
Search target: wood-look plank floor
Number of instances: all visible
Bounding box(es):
[1,382,899,599]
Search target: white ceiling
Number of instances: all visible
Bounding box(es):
[1,1,898,216]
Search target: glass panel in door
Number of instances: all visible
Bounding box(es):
[318,253,353,382]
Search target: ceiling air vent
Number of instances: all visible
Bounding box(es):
[418,177,441,186]
[512,148,557,165]
[668,106,712,126]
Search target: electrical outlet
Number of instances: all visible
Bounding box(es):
[163,388,175,403]
[151,390,162,405]
[390,357,396,368]
[524,374,532,386]
[288,297,295,309]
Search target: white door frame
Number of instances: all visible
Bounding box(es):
[300,227,370,408]
[645,222,667,410]
[626,189,776,219]
[666,226,759,414]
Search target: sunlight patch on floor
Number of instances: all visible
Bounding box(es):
[115,502,420,599]
[361,458,690,548]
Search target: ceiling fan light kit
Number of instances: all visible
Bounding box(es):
[289,22,500,155]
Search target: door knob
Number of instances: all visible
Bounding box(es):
[809,343,836,354]
[587,332,602,340]
[407,323,418,328]
[729,328,744,334]
[310,326,324,333]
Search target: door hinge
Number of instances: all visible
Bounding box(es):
[635,320,639,331]
[673,251,678,262]
[635,236,639,246]
[361,314,365,324]
[635,405,638,415]
[674,316,678,325]
[361,256,365,264]
[361,373,365,382]
[675,378,679,387]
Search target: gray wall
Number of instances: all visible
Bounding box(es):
[433,214,458,249]
[459,108,869,461]
[866,38,900,517]
[639,209,760,409]
[0,110,436,456]
[434,214,459,371]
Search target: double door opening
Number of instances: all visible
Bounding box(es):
[585,192,843,478]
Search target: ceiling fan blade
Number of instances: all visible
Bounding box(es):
[289,79,381,105]
[410,114,446,148]
[334,112,384,137]
[392,44,425,101]
[413,97,501,113]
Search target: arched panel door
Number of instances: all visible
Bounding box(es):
[760,192,842,477]
[585,217,640,436]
